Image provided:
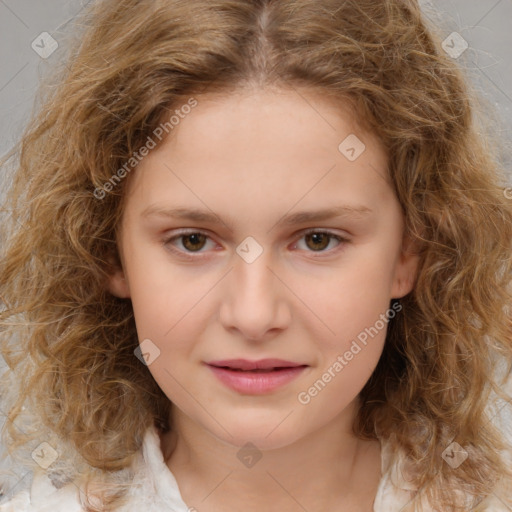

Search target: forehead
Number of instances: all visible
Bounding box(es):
[163,87,384,160]
[124,88,392,218]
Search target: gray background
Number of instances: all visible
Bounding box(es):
[0,0,511,503]
[0,0,512,179]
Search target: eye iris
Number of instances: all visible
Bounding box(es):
[305,233,330,251]
[178,232,334,253]
[182,233,207,251]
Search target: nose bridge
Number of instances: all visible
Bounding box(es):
[220,240,287,339]
[232,242,277,307]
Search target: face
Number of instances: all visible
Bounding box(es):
[108,87,418,450]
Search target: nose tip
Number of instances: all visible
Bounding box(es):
[219,259,291,342]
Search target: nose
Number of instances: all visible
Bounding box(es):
[218,247,291,342]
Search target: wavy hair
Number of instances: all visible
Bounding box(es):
[1,0,511,510]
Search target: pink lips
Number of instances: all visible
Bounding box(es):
[205,358,309,394]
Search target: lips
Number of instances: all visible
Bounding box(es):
[206,358,307,371]
[205,359,309,394]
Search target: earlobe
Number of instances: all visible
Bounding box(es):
[391,234,420,299]
[106,269,131,298]
[105,254,131,298]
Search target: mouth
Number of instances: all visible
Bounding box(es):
[209,366,306,373]
[205,360,309,394]
[206,358,308,372]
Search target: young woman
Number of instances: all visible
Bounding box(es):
[1,1,511,510]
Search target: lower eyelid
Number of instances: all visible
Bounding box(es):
[164,233,216,253]
[163,231,349,256]
[293,233,346,253]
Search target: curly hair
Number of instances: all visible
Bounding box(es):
[1,0,511,510]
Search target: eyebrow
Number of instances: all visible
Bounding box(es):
[141,204,373,231]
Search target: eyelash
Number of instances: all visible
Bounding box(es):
[162,228,350,260]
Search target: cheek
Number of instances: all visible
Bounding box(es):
[125,257,224,397]
[295,261,393,410]
[128,279,206,406]
[297,340,384,418]
[295,250,398,348]
[125,242,210,335]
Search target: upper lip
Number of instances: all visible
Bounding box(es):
[206,358,307,370]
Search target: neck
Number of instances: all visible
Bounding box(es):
[159,399,382,512]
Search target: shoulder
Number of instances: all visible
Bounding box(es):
[374,367,512,511]
[0,492,30,512]
[0,467,85,512]
[0,424,190,512]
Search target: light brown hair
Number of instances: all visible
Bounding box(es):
[1,0,511,510]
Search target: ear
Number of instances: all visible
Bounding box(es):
[390,233,420,299]
[105,255,131,299]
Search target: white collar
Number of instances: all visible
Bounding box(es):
[136,425,191,511]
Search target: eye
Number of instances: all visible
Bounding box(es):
[163,230,216,254]
[293,229,348,255]
[162,228,349,258]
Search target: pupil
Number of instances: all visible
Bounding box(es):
[307,233,329,251]
[181,233,330,252]
[183,233,206,251]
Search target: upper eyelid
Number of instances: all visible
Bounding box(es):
[163,228,349,252]
[165,227,349,240]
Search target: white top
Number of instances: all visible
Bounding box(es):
[1,370,511,511]
[1,420,512,512]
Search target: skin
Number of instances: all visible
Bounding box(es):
[108,87,419,511]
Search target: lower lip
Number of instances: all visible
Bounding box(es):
[206,365,308,394]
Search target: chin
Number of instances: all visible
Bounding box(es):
[209,414,306,451]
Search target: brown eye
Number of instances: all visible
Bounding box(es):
[304,232,331,251]
[163,231,215,255]
[295,230,346,254]
[181,233,208,252]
